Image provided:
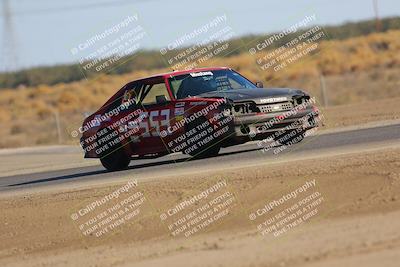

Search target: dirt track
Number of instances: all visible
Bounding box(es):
[0,99,399,267]
[0,142,399,267]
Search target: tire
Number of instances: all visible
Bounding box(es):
[277,129,305,146]
[185,118,221,159]
[190,144,220,159]
[98,128,130,171]
[100,147,131,171]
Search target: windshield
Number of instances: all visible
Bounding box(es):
[169,69,257,99]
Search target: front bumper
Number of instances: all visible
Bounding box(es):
[232,106,319,137]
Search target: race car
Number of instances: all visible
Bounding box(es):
[80,67,320,171]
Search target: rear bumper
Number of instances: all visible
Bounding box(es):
[232,106,319,137]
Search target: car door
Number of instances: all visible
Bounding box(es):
[132,80,174,155]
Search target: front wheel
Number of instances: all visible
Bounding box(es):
[185,118,221,159]
[188,144,220,159]
[277,129,305,146]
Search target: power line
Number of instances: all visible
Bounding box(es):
[1,0,152,17]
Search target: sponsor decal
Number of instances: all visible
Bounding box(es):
[190,71,213,77]
[260,97,288,104]
[93,115,102,126]
[175,102,185,108]
[174,107,185,115]
[175,115,184,121]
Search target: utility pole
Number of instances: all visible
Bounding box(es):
[54,110,63,144]
[373,0,382,32]
[319,74,328,107]
[1,0,18,72]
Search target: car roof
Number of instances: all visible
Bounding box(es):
[133,67,230,82]
[102,67,232,110]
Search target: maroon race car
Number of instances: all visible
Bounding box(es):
[80,67,320,171]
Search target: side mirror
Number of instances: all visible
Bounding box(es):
[255,81,264,88]
[156,95,169,105]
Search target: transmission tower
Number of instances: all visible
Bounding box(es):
[1,0,18,72]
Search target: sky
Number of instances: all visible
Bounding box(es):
[1,0,400,71]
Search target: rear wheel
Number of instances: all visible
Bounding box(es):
[100,147,130,171]
[98,128,131,171]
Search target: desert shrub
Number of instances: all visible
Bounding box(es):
[10,124,24,135]
[31,101,54,119]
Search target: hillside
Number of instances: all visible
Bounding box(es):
[1,16,400,89]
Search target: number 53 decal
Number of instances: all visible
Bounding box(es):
[141,109,171,137]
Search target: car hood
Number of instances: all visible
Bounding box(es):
[196,88,307,104]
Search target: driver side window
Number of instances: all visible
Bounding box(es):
[141,83,170,105]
